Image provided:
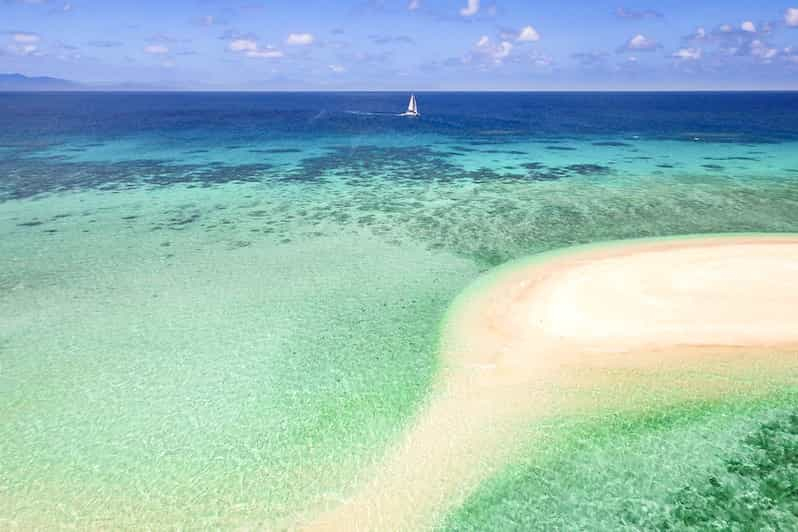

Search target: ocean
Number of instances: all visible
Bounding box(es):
[1,92,797,528]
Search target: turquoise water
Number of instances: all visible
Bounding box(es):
[1,92,797,528]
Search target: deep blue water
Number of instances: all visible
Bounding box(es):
[2,91,798,142]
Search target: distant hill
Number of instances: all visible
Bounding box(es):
[0,73,80,91]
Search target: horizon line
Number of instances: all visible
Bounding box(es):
[2,88,798,94]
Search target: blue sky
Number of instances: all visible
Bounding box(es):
[2,0,798,89]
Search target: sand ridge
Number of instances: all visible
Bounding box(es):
[306,234,798,531]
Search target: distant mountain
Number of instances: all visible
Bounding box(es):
[0,73,80,91]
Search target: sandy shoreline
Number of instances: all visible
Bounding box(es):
[307,234,798,531]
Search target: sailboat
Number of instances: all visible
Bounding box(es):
[401,93,420,117]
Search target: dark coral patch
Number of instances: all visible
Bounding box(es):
[518,161,613,181]
[521,162,546,170]
[592,141,632,147]
[0,155,274,201]
[704,156,759,162]
[565,164,611,175]
[250,148,303,154]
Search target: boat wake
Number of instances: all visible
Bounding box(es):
[345,94,420,118]
[343,110,408,117]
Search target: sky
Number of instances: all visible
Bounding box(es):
[2,0,798,90]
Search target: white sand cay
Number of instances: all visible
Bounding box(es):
[306,234,798,531]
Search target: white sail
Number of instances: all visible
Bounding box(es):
[401,93,420,116]
[408,94,418,114]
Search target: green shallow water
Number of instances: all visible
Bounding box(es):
[0,184,480,527]
[443,392,798,531]
[2,132,798,528]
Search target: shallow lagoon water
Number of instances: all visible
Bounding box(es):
[1,92,797,528]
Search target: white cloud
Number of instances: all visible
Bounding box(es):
[228,38,283,59]
[229,39,257,52]
[144,44,169,55]
[473,35,512,63]
[517,25,540,42]
[683,27,707,42]
[629,35,651,48]
[619,34,660,52]
[495,41,512,59]
[7,32,42,55]
[750,40,778,61]
[13,32,40,43]
[408,0,420,10]
[246,48,284,58]
[8,43,39,55]
[672,47,702,61]
[787,8,798,27]
[286,33,314,46]
[329,64,346,73]
[741,21,756,33]
[719,24,734,33]
[460,0,479,17]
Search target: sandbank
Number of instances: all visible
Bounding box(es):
[307,234,798,531]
